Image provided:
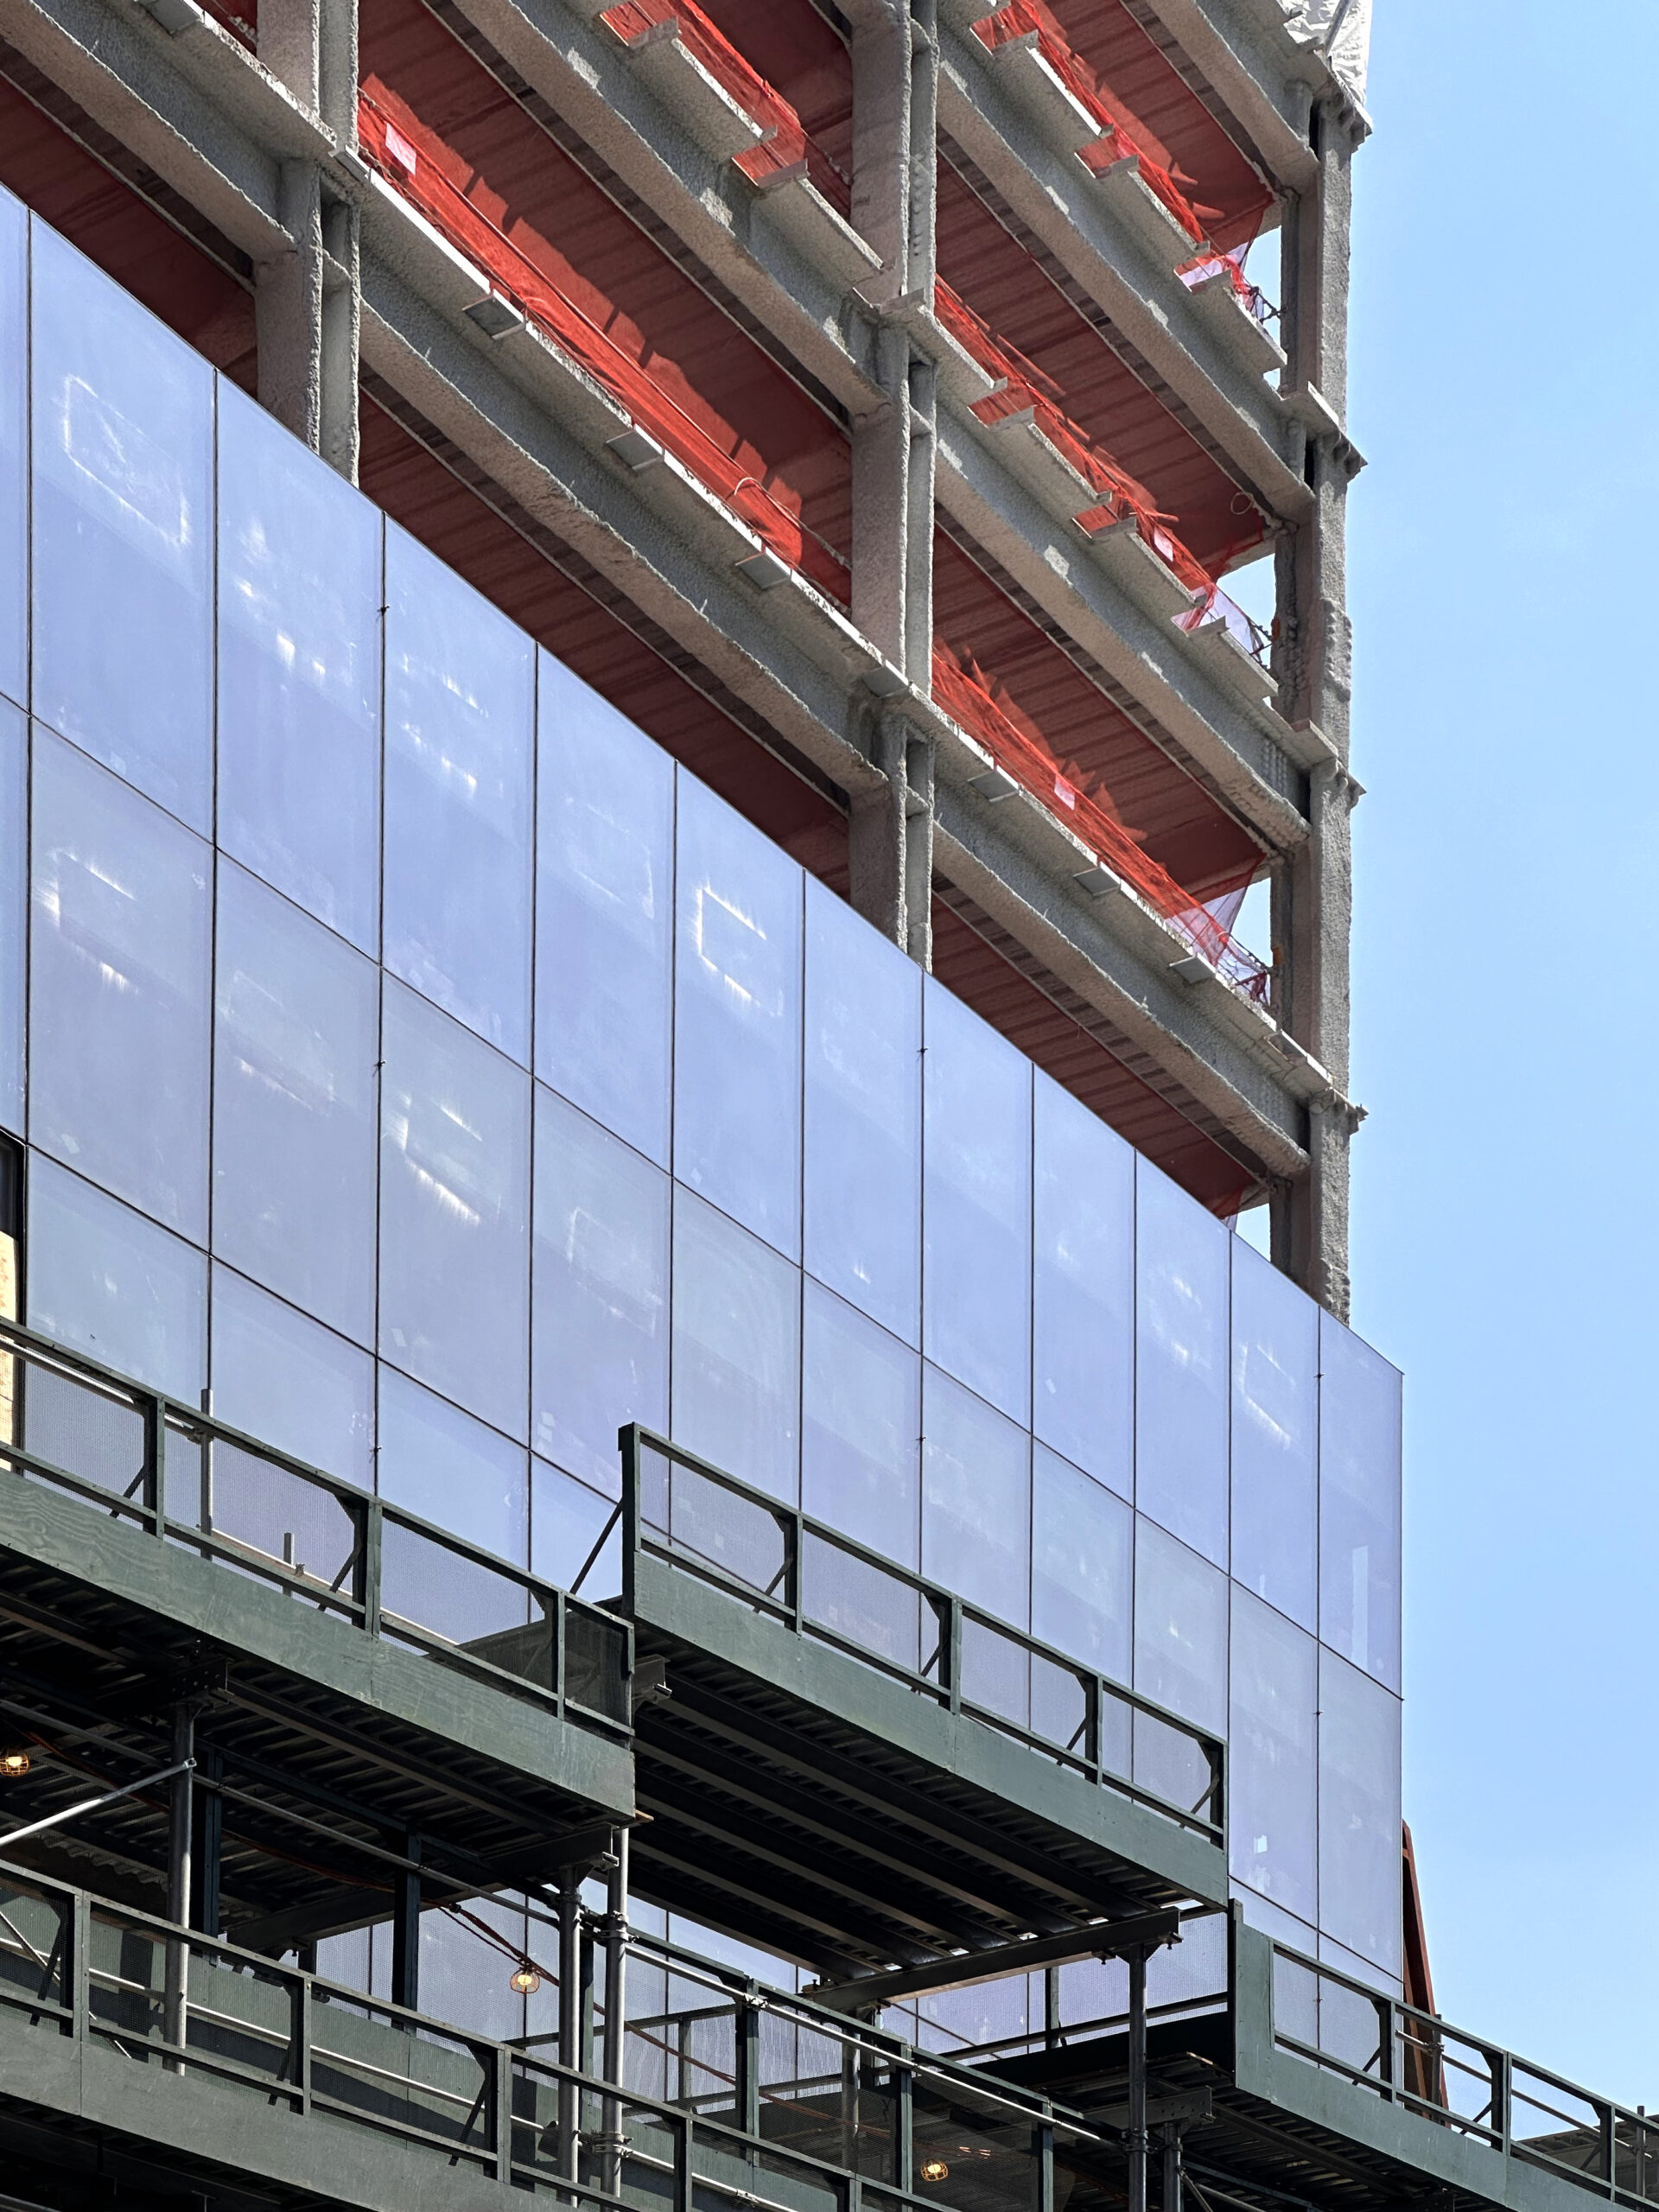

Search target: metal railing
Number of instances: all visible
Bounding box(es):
[0,1315,631,1735]
[0,1857,1100,2212]
[1271,1943,1659,2207]
[620,1426,1224,1846]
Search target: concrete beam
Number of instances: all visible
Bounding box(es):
[935,23,1313,524]
[429,0,890,422]
[1134,0,1324,186]
[0,0,292,257]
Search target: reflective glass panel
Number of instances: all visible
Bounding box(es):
[210,1265,372,1488]
[30,729,210,1239]
[379,979,531,1440]
[802,1278,920,1560]
[378,1363,529,1567]
[213,861,378,1345]
[1032,1446,1130,1684]
[531,1084,668,1499]
[920,1364,1029,1627]
[1135,1159,1229,1565]
[383,527,535,1061]
[30,226,213,830]
[1033,1075,1132,1497]
[1132,1516,1227,1734]
[1319,1314,1403,1692]
[1318,1650,1403,1976]
[670,1187,799,1501]
[1230,1241,1318,1629]
[674,776,804,1258]
[532,1459,622,1601]
[27,1154,205,1402]
[217,383,382,951]
[0,191,22,705]
[536,655,673,1165]
[921,982,1032,1423]
[802,880,921,1344]
[1229,1588,1317,1924]
[0,703,22,1134]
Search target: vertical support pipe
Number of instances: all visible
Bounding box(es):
[1127,1949,1148,2212]
[600,1830,631,2197]
[1160,2126,1181,2212]
[190,1741,223,1936]
[557,1876,583,2189]
[162,1705,195,2070]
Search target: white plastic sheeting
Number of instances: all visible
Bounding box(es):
[1285,0,1372,101]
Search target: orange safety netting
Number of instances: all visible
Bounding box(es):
[358,93,851,605]
[972,0,1271,258]
[931,641,1268,1000]
[599,0,852,214]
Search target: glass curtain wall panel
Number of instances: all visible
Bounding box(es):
[29,226,213,832]
[1135,1159,1230,1564]
[26,1153,205,1401]
[378,1363,530,1567]
[1229,1588,1317,1925]
[1133,1516,1227,1734]
[0,189,23,707]
[378,978,531,1440]
[217,384,383,953]
[209,1264,373,1488]
[1318,1649,1403,1977]
[802,879,922,1344]
[29,730,211,1241]
[920,1364,1030,1628]
[531,1084,669,1497]
[384,527,535,1062]
[802,1279,923,1673]
[673,776,803,1259]
[1230,1240,1318,1629]
[1031,1445,1131,1686]
[536,656,673,1166]
[0,703,22,1134]
[1319,1313,1403,1691]
[921,982,1032,1423]
[1033,1075,1132,1497]
[213,861,378,1344]
[670,1186,801,1500]
[801,1278,921,1558]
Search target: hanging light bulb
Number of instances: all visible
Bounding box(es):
[510,1961,543,1996]
[0,1749,29,1778]
[919,2161,949,2183]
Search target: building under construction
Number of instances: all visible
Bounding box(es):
[0,4,1645,2212]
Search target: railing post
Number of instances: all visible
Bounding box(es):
[893,2050,913,2192]
[619,1424,641,1614]
[1087,1674,1104,1785]
[494,2039,515,2184]
[555,1586,567,1718]
[1376,1997,1395,2101]
[359,1496,382,1638]
[1038,2117,1054,2212]
[296,1973,313,2114]
[1493,2047,1513,2156]
[673,2110,693,2212]
[146,1394,168,1541]
[70,1888,91,2044]
[738,1986,761,2136]
[1600,2101,1617,2194]
[787,1509,804,1632]
[946,1597,962,1717]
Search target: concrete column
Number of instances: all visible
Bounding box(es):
[849,0,938,963]
[1270,95,1362,1318]
[255,0,360,479]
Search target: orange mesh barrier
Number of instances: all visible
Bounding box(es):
[972,0,1270,256]
[358,94,850,605]
[599,0,852,213]
[931,640,1268,999]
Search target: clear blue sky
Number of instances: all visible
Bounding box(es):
[1347,1,1659,2107]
